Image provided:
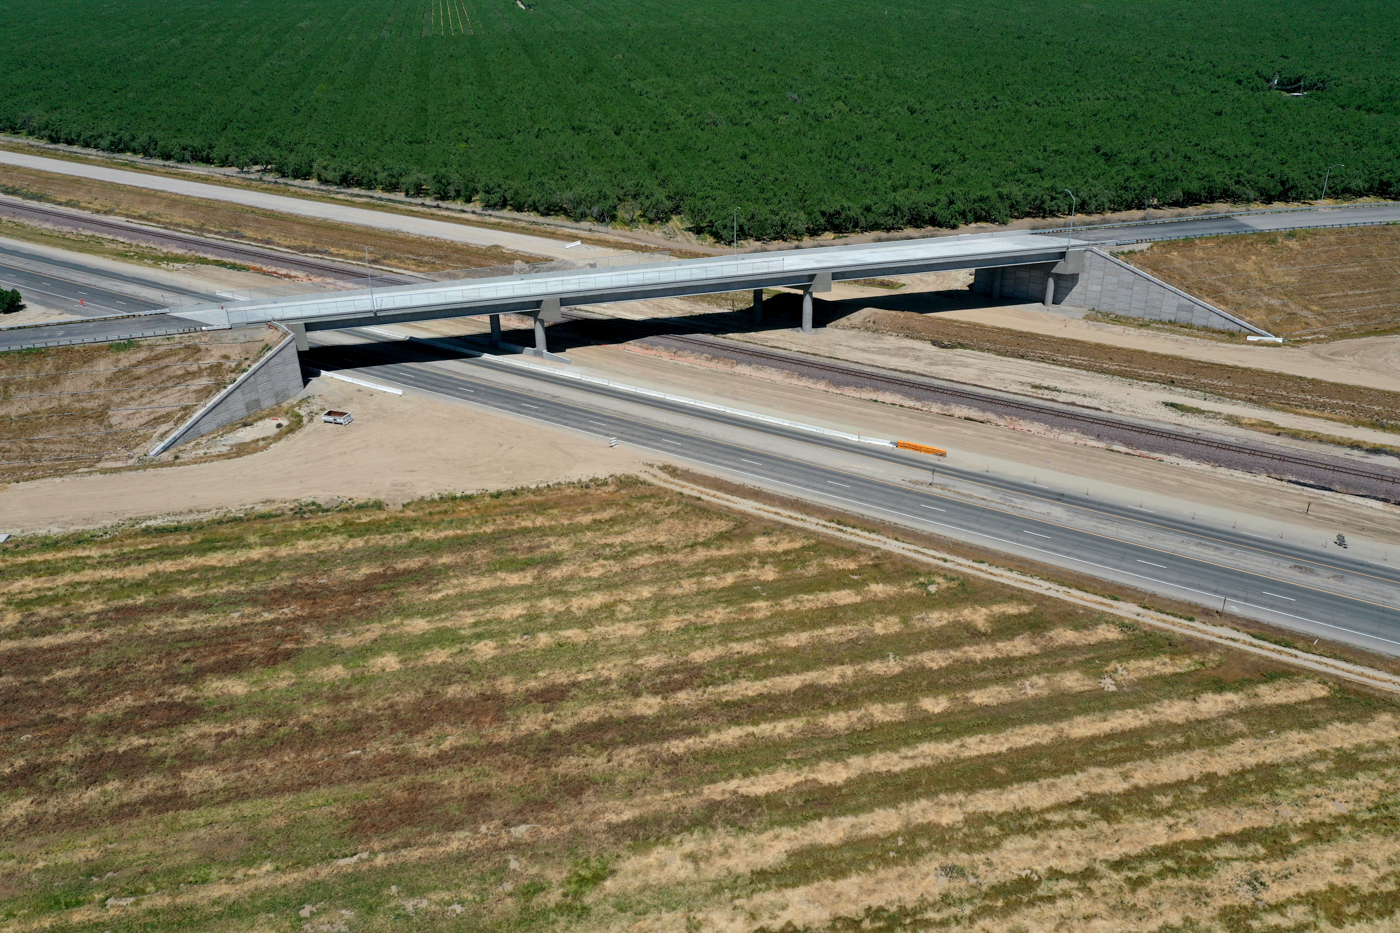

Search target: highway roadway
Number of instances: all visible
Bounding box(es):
[309,331,1400,657]
[0,149,615,261]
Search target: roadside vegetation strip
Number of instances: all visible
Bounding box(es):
[567,654,1208,772]
[732,775,1400,933]
[493,624,1125,742]
[668,679,1328,804]
[605,714,1400,895]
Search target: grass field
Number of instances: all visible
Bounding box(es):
[1130,226,1400,339]
[0,0,1396,238]
[4,478,1400,931]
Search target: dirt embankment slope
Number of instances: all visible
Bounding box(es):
[0,328,274,483]
[1128,225,1400,339]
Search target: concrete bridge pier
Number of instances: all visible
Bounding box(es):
[523,297,571,363]
[489,313,502,346]
[801,272,833,334]
[1043,275,1057,307]
[991,268,1004,301]
[752,289,764,325]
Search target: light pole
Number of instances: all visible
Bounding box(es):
[1064,189,1077,247]
[1320,164,1343,205]
[733,208,740,255]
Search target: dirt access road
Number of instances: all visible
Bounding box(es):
[0,149,619,262]
[0,377,648,534]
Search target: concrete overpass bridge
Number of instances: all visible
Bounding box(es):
[168,233,1103,357]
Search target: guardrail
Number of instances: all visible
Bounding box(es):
[1,325,201,351]
[1032,200,1400,237]
[1112,217,1400,247]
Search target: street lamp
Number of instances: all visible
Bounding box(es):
[1064,190,1077,247]
[733,208,740,256]
[1320,164,1343,205]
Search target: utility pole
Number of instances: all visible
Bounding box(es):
[1064,189,1077,247]
[1320,164,1343,205]
[365,246,375,304]
[733,208,739,256]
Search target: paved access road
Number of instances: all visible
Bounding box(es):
[310,333,1400,657]
[0,149,616,261]
[1055,202,1400,245]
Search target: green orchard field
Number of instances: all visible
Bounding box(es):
[0,0,1397,238]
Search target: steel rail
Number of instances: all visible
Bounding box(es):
[547,310,1400,491]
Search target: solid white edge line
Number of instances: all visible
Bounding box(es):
[320,371,404,395]
[377,364,1400,652]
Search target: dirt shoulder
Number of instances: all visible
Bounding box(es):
[0,157,550,271]
[0,376,648,534]
[829,304,1400,432]
[933,301,1400,396]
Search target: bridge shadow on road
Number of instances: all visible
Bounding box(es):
[301,285,1005,375]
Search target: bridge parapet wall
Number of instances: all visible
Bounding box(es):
[973,247,1269,335]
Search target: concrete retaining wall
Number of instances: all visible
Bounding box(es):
[972,247,1270,335]
[151,326,304,455]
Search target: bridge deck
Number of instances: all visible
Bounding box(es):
[169,233,1084,332]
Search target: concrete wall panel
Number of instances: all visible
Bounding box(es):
[151,329,304,455]
[972,248,1266,334]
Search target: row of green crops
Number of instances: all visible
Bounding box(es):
[1,0,1396,239]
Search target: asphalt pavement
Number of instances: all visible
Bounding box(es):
[310,333,1400,657]
[1056,202,1400,245]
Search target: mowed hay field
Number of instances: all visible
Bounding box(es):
[4,479,1400,932]
[1130,225,1400,339]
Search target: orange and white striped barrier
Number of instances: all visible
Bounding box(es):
[896,441,947,457]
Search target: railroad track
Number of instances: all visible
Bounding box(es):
[5,199,1395,498]
[550,310,1400,500]
[0,198,400,282]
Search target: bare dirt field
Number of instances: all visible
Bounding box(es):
[0,376,647,534]
[0,328,279,484]
[1128,225,1400,339]
[4,477,1400,933]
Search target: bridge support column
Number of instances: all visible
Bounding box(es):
[533,316,548,354]
[752,289,764,325]
[287,322,309,352]
[991,268,1004,301]
[489,313,502,347]
[1043,274,1056,307]
[800,271,831,334]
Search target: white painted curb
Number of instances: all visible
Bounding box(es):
[320,371,404,395]
[398,331,896,448]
